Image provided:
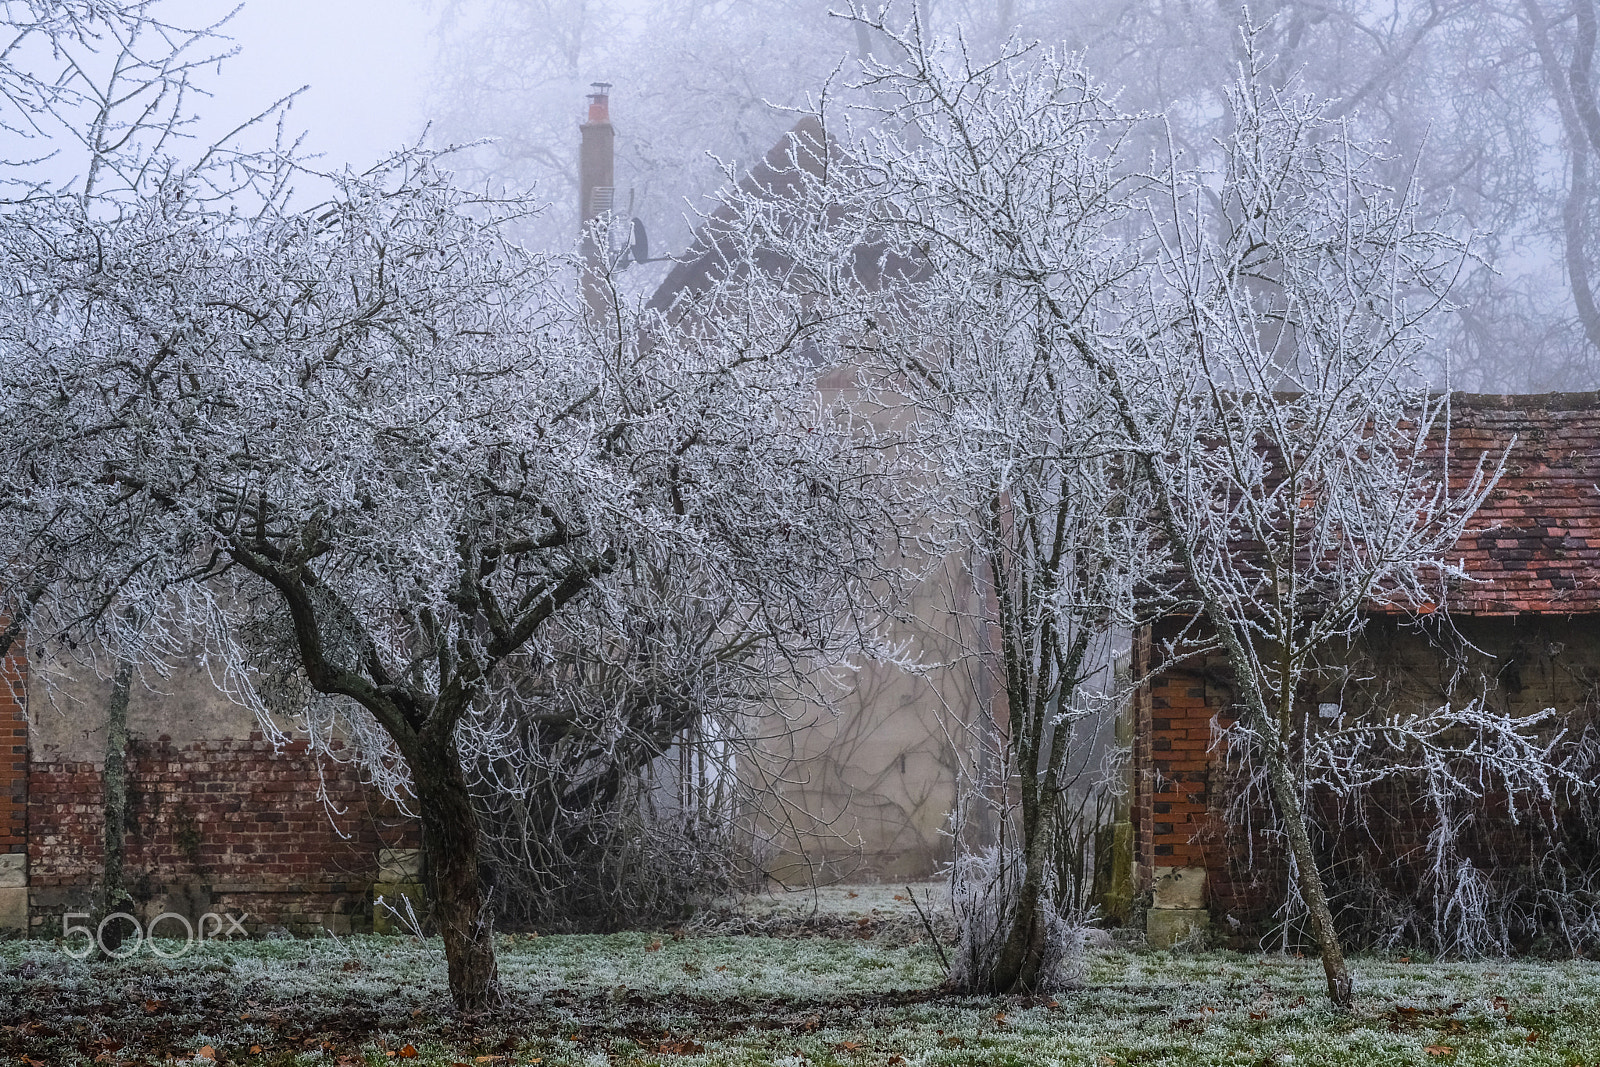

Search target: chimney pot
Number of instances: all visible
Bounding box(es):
[586,81,612,124]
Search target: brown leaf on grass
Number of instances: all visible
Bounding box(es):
[142,999,162,1014]
[342,960,362,972]
[655,1038,706,1055]
[887,1057,906,1065]
[1527,1031,1542,1043]
[249,1048,262,1056]
[846,891,858,898]
[646,938,663,952]
[195,1048,216,1062]
[994,1012,1007,1025]
[715,965,727,972]
[892,895,907,901]
[1424,1046,1454,1056]
[398,1045,419,1059]
[834,1040,863,1052]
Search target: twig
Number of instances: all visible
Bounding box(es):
[906,884,950,973]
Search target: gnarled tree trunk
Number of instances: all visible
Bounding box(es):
[411,728,500,1012]
[987,799,1057,993]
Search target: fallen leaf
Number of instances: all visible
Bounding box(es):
[846,891,858,898]
[143,999,162,1014]
[1425,1046,1454,1056]
[476,1058,501,1063]
[715,965,727,972]
[250,1047,263,1055]
[646,938,663,952]
[995,1012,1007,1024]
[398,1045,419,1059]
[887,1057,906,1066]
[195,1048,217,1062]
[892,894,906,901]
[412,1008,424,1018]
[342,960,362,972]
[835,1041,863,1052]
[1527,1031,1542,1043]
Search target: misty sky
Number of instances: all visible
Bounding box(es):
[173,0,431,171]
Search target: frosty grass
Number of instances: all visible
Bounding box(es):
[2,884,1597,1065]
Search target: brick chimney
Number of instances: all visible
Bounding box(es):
[579,82,614,234]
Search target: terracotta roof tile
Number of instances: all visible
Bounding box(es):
[1434,391,1600,616]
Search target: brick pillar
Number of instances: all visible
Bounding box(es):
[1131,625,1154,892]
[0,642,27,930]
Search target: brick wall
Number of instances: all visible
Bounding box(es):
[0,646,25,856]
[1138,614,1600,940]
[1134,622,1235,879]
[27,732,416,935]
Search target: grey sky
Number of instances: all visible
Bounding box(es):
[173,0,431,171]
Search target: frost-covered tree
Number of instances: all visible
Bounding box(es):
[713,15,1171,993]
[1,138,894,1008]
[1102,49,1505,1007]
[757,8,1534,1007]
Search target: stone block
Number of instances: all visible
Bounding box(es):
[372,882,425,935]
[1146,907,1209,949]
[377,848,423,883]
[0,886,26,932]
[0,853,23,889]
[1092,821,1134,925]
[1151,865,1206,910]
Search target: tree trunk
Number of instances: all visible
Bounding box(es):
[988,800,1057,993]
[412,731,500,1012]
[99,661,134,953]
[1257,736,1353,1010]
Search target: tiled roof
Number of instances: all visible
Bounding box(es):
[1441,392,1600,616]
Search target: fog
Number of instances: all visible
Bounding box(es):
[162,0,431,170]
[11,1,1600,393]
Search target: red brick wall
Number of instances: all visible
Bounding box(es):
[0,646,25,856]
[27,732,416,934]
[1134,639,1236,875]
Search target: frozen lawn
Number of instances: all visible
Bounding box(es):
[2,903,1599,1065]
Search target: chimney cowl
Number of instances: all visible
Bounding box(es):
[586,81,612,124]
